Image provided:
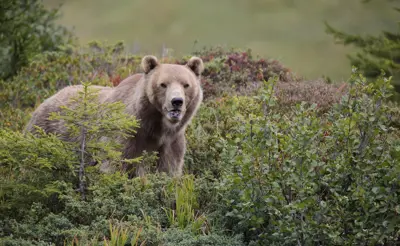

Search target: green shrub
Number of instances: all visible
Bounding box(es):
[0,129,76,220]
[216,70,400,245]
[0,107,35,132]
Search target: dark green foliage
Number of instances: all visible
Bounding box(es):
[0,129,76,220]
[0,0,74,80]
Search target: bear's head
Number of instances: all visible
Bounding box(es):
[141,55,204,127]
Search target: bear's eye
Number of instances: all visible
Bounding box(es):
[184,84,190,89]
[160,83,167,88]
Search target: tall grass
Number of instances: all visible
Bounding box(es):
[103,222,145,246]
[163,176,208,234]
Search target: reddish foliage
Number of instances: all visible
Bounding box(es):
[174,47,300,99]
[110,74,122,87]
[274,79,348,113]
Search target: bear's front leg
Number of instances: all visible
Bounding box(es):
[158,134,186,176]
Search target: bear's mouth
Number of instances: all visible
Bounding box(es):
[167,109,182,122]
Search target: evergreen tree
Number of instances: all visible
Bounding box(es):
[48,82,140,199]
[0,0,74,80]
[325,2,400,96]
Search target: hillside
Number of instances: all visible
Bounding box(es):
[1,1,400,245]
[44,0,400,80]
[1,41,400,245]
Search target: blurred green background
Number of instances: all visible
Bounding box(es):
[44,0,399,80]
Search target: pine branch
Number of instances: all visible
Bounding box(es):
[78,84,89,201]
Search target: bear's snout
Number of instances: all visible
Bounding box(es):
[171,97,184,108]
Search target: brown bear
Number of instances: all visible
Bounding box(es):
[25,55,204,177]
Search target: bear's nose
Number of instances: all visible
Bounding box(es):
[171,97,183,108]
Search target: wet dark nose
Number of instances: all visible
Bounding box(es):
[171,97,183,108]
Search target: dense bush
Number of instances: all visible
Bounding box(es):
[215,71,400,245]
[185,70,400,245]
[0,129,76,220]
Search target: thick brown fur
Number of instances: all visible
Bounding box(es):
[25,56,204,177]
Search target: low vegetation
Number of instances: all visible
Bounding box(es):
[1,41,400,245]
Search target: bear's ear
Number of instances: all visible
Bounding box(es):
[141,55,159,74]
[186,56,204,76]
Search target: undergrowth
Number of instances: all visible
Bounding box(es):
[1,41,400,245]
